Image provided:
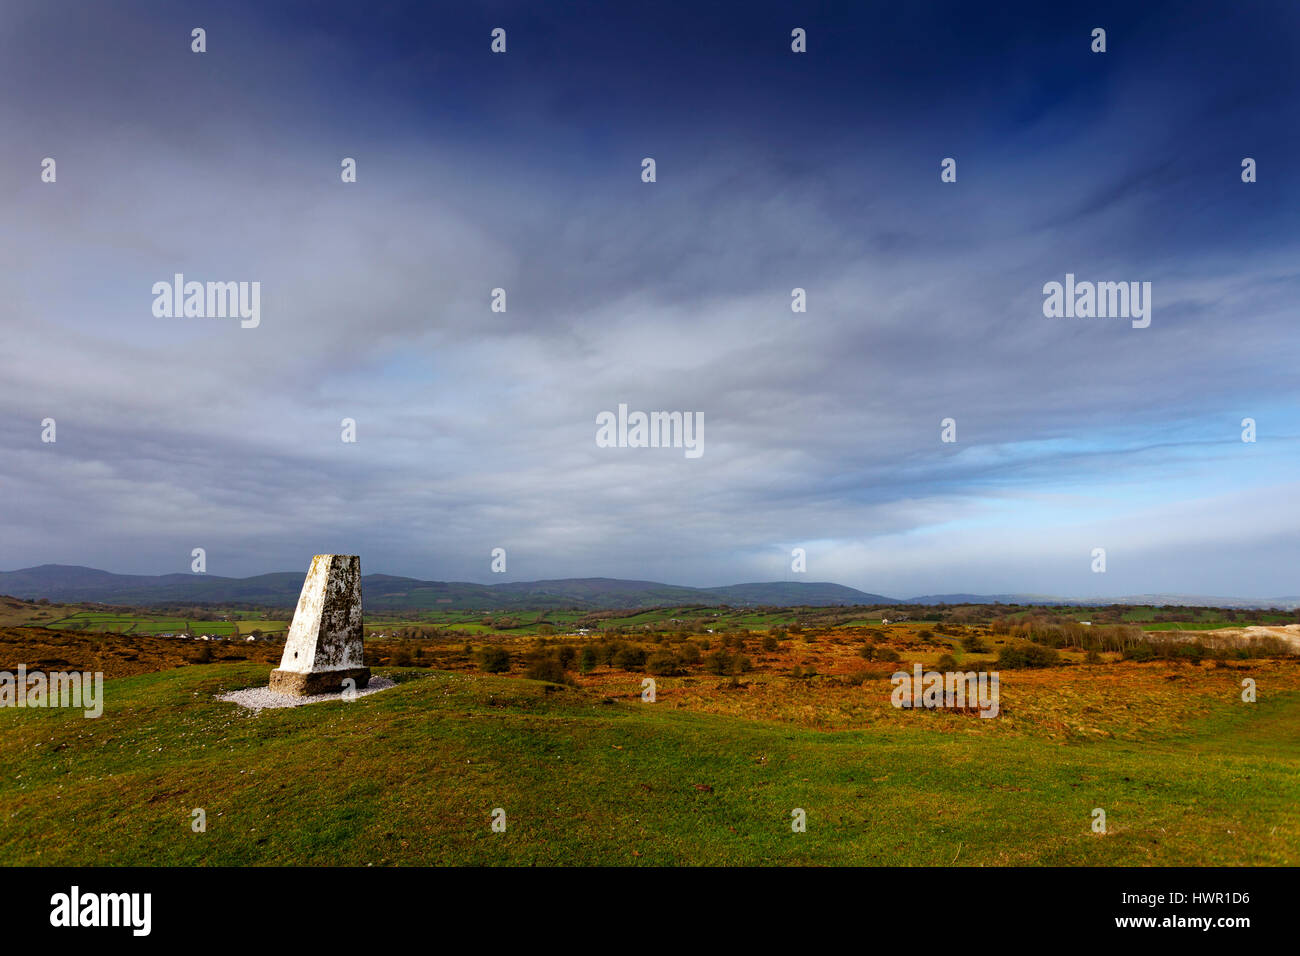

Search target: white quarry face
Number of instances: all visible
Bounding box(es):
[277,554,365,674]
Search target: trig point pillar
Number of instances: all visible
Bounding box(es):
[269,554,370,696]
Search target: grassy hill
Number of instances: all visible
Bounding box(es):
[2,662,1297,865]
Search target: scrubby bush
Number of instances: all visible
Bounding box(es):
[703,649,731,674]
[702,650,733,671]
[595,639,627,666]
[703,649,752,675]
[524,650,571,684]
[612,645,647,671]
[476,646,511,673]
[646,651,685,676]
[578,645,598,674]
[935,653,958,670]
[997,643,1060,669]
[961,634,989,653]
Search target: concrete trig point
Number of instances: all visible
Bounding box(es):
[270,554,370,695]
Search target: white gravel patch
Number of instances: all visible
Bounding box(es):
[217,676,398,711]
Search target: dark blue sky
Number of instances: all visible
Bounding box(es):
[1,0,1297,597]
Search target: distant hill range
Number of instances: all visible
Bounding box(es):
[0,565,889,611]
[1,565,1296,611]
[907,593,1300,610]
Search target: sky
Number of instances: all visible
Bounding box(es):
[1,0,1298,599]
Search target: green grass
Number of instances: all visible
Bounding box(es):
[2,663,1297,866]
[46,612,146,632]
[43,612,244,635]
[1141,621,1235,631]
[1119,608,1294,628]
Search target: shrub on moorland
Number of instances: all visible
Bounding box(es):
[997,643,1059,669]
[476,646,511,673]
[703,649,733,675]
[612,645,647,671]
[646,651,685,676]
[524,651,572,685]
[1123,642,1156,662]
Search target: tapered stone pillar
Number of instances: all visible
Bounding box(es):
[269,554,370,695]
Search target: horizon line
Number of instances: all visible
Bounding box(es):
[2,563,1298,605]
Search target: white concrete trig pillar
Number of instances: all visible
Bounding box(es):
[269,554,370,695]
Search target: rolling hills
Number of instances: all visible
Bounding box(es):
[3,565,1299,612]
[0,565,892,611]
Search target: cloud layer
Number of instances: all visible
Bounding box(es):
[2,0,1298,597]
